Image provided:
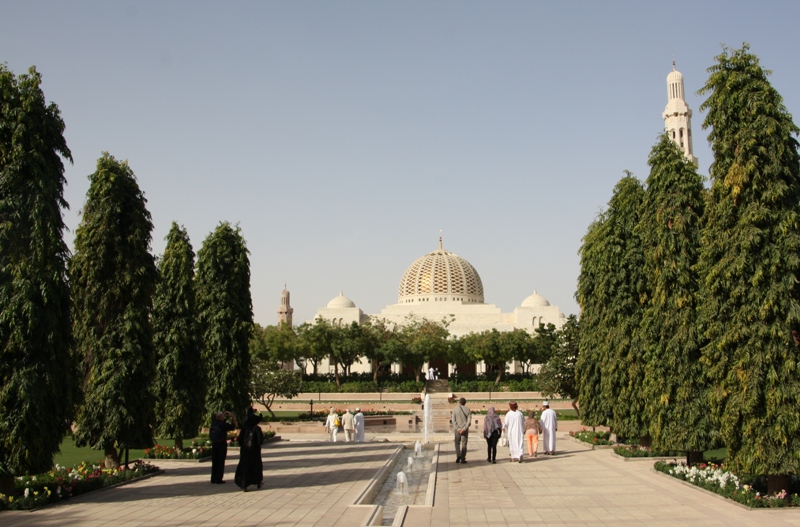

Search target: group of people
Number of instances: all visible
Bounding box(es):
[452,398,557,464]
[426,367,440,380]
[324,407,365,442]
[209,407,264,492]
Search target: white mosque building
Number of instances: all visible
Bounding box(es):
[298,237,566,377]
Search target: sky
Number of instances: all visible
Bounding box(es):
[3,1,800,326]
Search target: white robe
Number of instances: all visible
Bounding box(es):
[354,412,365,442]
[503,410,526,459]
[540,408,558,452]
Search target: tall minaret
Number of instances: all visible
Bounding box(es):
[277,287,293,326]
[663,61,698,164]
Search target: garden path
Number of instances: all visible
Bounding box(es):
[5,436,800,526]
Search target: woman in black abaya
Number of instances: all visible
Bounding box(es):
[234,407,264,492]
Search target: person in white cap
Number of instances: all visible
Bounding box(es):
[354,407,365,442]
[539,401,558,455]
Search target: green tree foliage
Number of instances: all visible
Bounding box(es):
[696,44,800,478]
[0,65,78,476]
[196,222,253,422]
[249,355,301,418]
[333,322,378,376]
[636,134,711,454]
[576,174,646,435]
[575,215,610,426]
[251,323,298,366]
[390,317,450,381]
[461,329,510,384]
[297,318,336,380]
[538,315,580,414]
[152,223,205,449]
[363,319,396,382]
[70,153,158,468]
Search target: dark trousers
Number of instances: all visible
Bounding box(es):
[486,430,500,460]
[211,442,228,483]
[454,430,468,460]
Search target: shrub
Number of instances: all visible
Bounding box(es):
[569,429,613,445]
[143,444,210,460]
[613,446,681,458]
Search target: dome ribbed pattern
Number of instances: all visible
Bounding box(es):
[398,249,484,303]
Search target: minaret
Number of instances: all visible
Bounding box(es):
[277,286,293,326]
[663,61,698,164]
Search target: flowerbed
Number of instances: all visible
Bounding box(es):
[297,409,412,420]
[143,444,211,460]
[229,430,276,447]
[614,446,681,458]
[0,460,160,511]
[655,461,800,508]
[570,429,614,446]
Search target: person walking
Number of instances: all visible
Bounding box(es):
[483,406,502,463]
[354,407,365,442]
[234,407,264,492]
[341,408,355,442]
[209,411,237,484]
[324,408,339,442]
[503,401,525,463]
[525,410,542,458]
[540,401,558,455]
[452,397,471,463]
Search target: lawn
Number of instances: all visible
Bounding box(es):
[54,436,147,467]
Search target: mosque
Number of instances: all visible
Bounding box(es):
[276,63,697,377]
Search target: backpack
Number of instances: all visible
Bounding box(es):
[209,422,225,442]
[241,428,258,450]
[334,417,341,427]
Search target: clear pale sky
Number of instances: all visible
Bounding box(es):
[3,1,799,325]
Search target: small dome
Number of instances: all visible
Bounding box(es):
[667,69,683,83]
[521,290,550,307]
[327,291,356,309]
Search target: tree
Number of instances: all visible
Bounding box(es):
[334,322,377,376]
[251,323,298,367]
[0,65,78,478]
[636,134,711,459]
[576,174,646,436]
[298,318,336,380]
[575,214,611,427]
[71,153,158,468]
[364,319,396,383]
[461,329,510,384]
[196,222,253,422]
[696,44,800,490]
[390,316,450,381]
[152,223,205,449]
[250,356,301,417]
[538,315,580,415]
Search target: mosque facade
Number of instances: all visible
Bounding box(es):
[296,237,566,377]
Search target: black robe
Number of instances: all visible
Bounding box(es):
[234,414,264,489]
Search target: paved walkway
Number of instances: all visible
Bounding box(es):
[5,436,800,527]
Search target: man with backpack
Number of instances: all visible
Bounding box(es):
[452,398,471,463]
[209,411,237,484]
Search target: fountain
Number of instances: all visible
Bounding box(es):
[396,471,408,494]
[414,440,422,457]
[423,394,433,443]
[407,456,414,471]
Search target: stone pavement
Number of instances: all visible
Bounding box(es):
[5,436,800,527]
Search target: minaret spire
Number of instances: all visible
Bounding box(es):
[663,61,697,164]
[439,229,443,250]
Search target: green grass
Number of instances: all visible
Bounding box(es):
[54,436,147,468]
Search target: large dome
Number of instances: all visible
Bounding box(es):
[398,241,484,304]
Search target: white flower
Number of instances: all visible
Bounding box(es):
[24,488,30,498]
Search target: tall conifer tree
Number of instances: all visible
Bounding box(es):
[196,222,253,421]
[152,223,205,449]
[0,65,78,477]
[598,175,646,439]
[576,214,610,426]
[71,153,158,468]
[696,44,800,485]
[637,134,711,455]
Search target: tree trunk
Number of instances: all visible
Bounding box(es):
[175,437,184,450]
[768,475,790,497]
[494,367,503,384]
[686,450,703,465]
[639,435,652,448]
[0,474,14,496]
[414,367,421,382]
[571,400,581,418]
[334,360,340,388]
[104,446,120,469]
[372,358,379,383]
